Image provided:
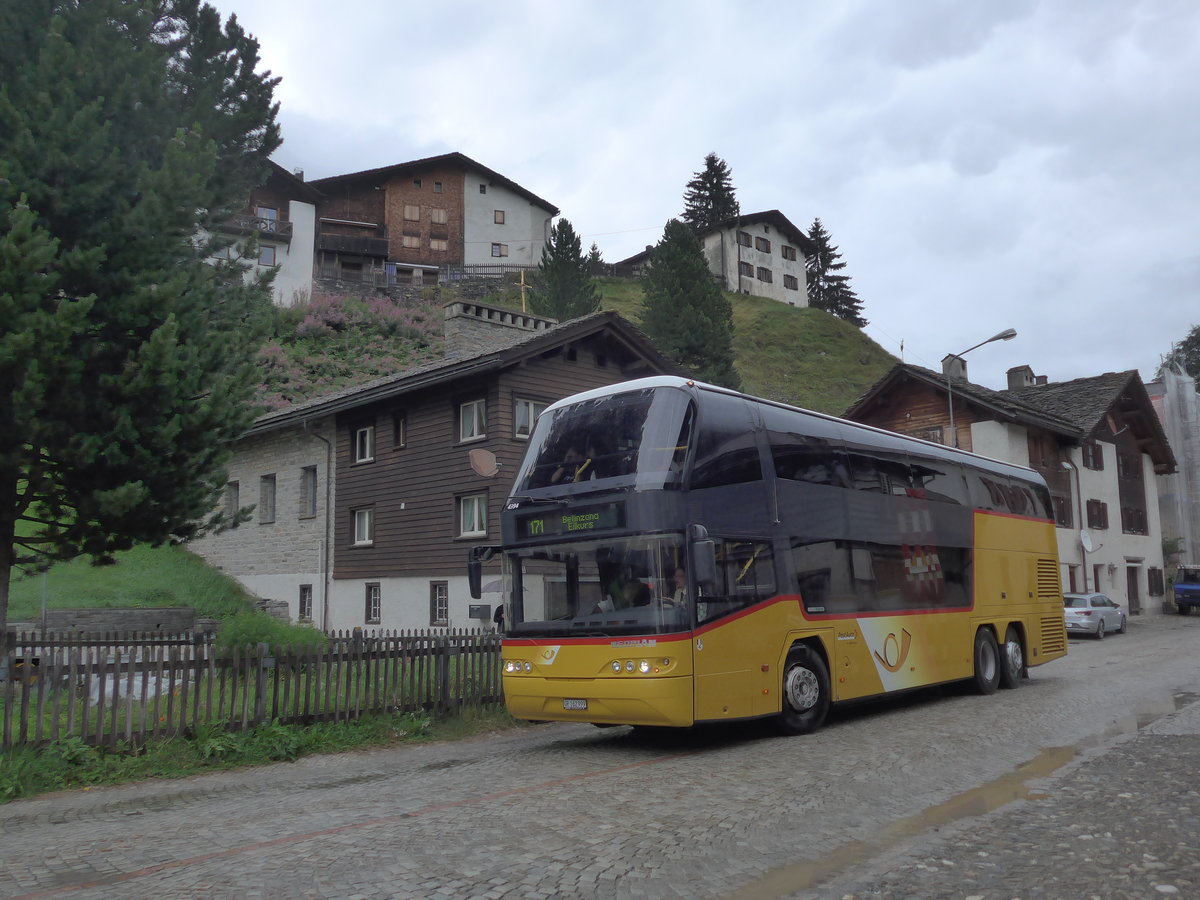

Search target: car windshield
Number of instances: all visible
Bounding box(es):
[503,533,689,638]
[1175,567,1200,585]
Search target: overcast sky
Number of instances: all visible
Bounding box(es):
[214,0,1199,391]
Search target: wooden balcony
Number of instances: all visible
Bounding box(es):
[317,232,390,257]
[220,214,293,242]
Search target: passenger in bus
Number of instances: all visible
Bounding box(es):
[663,567,687,605]
[551,446,588,483]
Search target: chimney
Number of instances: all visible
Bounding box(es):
[942,354,968,381]
[293,168,305,181]
[1035,375,1048,386]
[1006,365,1037,390]
[443,300,558,358]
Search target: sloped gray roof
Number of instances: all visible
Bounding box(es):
[245,310,682,436]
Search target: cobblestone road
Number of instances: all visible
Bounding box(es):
[3,614,1198,899]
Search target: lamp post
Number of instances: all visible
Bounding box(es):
[945,328,1018,447]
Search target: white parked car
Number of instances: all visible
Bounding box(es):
[1063,592,1127,639]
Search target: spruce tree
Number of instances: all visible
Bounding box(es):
[529,218,600,322]
[682,153,739,233]
[0,0,281,645]
[639,219,740,389]
[805,218,868,327]
[587,242,604,275]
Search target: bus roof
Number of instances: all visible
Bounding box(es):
[542,376,1046,484]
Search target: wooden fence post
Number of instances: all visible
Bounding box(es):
[254,642,271,726]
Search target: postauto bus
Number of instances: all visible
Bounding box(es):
[469,377,1067,735]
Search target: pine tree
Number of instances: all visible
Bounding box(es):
[681,153,739,233]
[529,218,600,322]
[587,242,604,275]
[0,0,281,646]
[639,219,740,389]
[805,218,868,327]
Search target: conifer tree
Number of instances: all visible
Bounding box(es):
[805,218,868,327]
[682,153,739,233]
[639,219,740,389]
[0,0,281,644]
[587,242,604,275]
[529,218,600,322]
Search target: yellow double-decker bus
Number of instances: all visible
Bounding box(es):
[469,377,1067,735]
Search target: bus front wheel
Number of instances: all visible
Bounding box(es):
[973,628,1001,695]
[777,646,830,736]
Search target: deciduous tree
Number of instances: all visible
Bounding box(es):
[639,219,740,389]
[805,217,867,327]
[529,218,600,322]
[682,153,739,233]
[0,0,281,647]
[1158,325,1200,380]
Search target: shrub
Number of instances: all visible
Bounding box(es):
[213,611,329,657]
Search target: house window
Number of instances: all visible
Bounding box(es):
[755,236,771,253]
[1148,567,1165,597]
[783,274,799,290]
[354,425,375,463]
[259,474,276,524]
[1052,494,1072,528]
[434,181,443,193]
[738,261,753,277]
[430,207,448,225]
[1121,506,1147,535]
[912,426,945,444]
[782,245,798,261]
[430,581,449,627]
[1086,498,1109,530]
[459,399,486,441]
[258,244,277,266]
[430,238,449,252]
[224,481,239,519]
[491,243,509,257]
[479,184,487,194]
[1082,440,1104,470]
[401,235,420,249]
[255,206,278,232]
[365,583,381,625]
[514,398,546,439]
[736,231,751,247]
[459,494,487,537]
[392,412,407,448]
[757,267,773,283]
[299,465,317,518]
[412,178,422,189]
[1118,453,1142,480]
[404,204,420,221]
[352,507,374,546]
[494,210,506,224]
[298,584,313,622]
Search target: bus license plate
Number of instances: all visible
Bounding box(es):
[562,698,588,710]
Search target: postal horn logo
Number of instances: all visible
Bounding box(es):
[873,628,913,673]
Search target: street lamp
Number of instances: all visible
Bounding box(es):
[945,328,1018,447]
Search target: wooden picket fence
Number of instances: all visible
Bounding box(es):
[1,629,502,751]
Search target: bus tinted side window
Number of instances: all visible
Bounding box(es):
[691,394,764,489]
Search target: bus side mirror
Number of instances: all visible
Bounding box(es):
[692,539,717,591]
[467,546,497,600]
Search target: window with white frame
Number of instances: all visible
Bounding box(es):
[459,399,486,442]
[365,583,381,624]
[430,581,448,627]
[298,584,313,622]
[459,494,487,537]
[514,398,546,439]
[259,474,276,523]
[354,425,375,463]
[352,507,375,546]
[299,465,317,518]
[258,244,277,266]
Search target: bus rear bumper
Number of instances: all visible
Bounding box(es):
[505,675,694,728]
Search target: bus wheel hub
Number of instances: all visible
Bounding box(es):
[785,666,819,712]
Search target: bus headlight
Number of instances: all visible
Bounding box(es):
[625,660,635,673]
[611,661,622,673]
[524,661,533,672]
[638,660,651,674]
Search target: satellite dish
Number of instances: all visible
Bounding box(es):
[1080,530,1094,553]
[468,448,500,477]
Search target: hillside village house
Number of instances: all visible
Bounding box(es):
[845,361,1176,615]
[308,152,559,289]
[212,160,322,307]
[616,210,815,306]
[189,302,681,630]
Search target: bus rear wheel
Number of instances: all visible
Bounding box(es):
[999,626,1024,689]
[777,646,830,736]
[972,628,1001,695]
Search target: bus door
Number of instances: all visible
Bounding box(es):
[692,538,780,721]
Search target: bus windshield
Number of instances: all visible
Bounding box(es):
[504,534,689,637]
[513,386,694,493]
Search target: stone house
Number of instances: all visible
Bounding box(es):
[615,210,815,306]
[188,301,681,630]
[845,362,1176,614]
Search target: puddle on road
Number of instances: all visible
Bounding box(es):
[725,691,1199,900]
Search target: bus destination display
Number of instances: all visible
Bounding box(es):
[517,503,624,538]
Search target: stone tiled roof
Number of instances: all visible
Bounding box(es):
[1006,371,1136,431]
[245,310,680,436]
